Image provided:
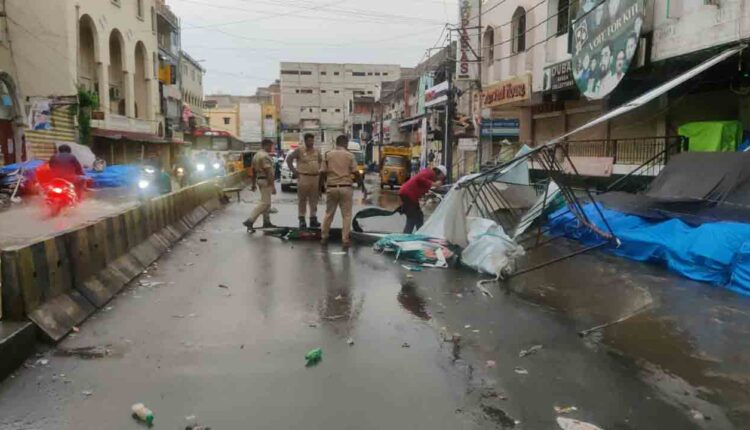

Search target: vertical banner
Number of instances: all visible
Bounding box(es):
[420,118,428,168]
[456,0,479,81]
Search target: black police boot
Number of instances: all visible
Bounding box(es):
[309,216,320,229]
[299,216,307,230]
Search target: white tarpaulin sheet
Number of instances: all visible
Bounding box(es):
[461,217,525,278]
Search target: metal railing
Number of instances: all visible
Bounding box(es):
[562,136,685,165]
[604,136,688,193]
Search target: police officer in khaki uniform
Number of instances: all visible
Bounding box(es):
[286,133,322,229]
[320,135,359,247]
[243,139,277,232]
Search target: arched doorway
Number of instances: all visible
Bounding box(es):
[108,29,126,115]
[134,41,148,119]
[78,15,98,92]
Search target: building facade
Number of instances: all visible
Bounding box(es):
[279,62,401,149]
[5,0,165,163]
[464,0,750,174]
[155,0,181,141]
[179,50,205,129]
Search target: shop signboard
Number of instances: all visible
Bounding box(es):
[542,60,576,92]
[572,0,645,99]
[456,0,479,81]
[482,75,531,108]
[481,119,520,138]
[424,81,449,108]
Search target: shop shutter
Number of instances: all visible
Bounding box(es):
[26,105,77,160]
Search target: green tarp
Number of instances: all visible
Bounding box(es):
[678,121,742,152]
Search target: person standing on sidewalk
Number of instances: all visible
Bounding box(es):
[243,139,277,233]
[286,133,322,229]
[398,165,446,233]
[320,135,359,247]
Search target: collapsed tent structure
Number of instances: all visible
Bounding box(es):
[362,45,750,295]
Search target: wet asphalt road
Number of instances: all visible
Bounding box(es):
[0,182,740,429]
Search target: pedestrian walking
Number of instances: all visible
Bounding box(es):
[243,139,277,233]
[398,165,447,233]
[320,135,360,247]
[286,133,322,229]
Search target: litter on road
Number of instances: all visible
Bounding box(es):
[519,344,543,357]
[554,406,578,414]
[305,348,322,365]
[346,337,355,346]
[486,360,496,368]
[556,417,603,430]
[217,284,230,289]
[402,342,411,348]
[513,367,529,375]
[131,403,154,425]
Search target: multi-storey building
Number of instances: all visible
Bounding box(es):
[179,51,206,130]
[462,0,750,174]
[3,0,170,164]
[279,62,401,148]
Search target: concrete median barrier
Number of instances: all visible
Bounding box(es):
[0,172,245,342]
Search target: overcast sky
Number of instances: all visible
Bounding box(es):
[169,0,458,95]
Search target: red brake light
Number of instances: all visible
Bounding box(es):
[51,187,63,194]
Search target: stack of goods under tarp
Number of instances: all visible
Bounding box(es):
[550,152,750,296]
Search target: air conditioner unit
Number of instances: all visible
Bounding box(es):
[109,86,122,100]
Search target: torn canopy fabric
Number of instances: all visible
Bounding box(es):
[461,218,526,278]
[373,234,458,267]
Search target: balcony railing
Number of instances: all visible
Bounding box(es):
[561,136,687,165]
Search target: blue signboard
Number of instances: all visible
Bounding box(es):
[481,119,520,138]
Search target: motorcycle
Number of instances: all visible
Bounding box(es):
[43,178,78,216]
[136,165,160,201]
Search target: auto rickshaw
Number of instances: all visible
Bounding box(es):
[380,146,411,189]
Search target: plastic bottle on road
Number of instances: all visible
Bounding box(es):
[305,348,322,365]
[131,403,154,425]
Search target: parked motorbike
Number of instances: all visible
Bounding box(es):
[43,178,78,216]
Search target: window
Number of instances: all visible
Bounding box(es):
[322,108,328,112]
[557,0,570,36]
[295,89,300,93]
[321,90,327,93]
[335,108,341,112]
[151,7,156,32]
[511,7,526,53]
[383,72,388,76]
[367,72,373,76]
[309,108,313,113]
[137,0,144,19]
[300,71,312,75]
[265,114,273,119]
[352,72,366,76]
[483,26,495,66]
[111,0,121,6]
[300,89,313,94]
[367,91,373,94]
[281,70,300,75]
[334,90,340,94]
[153,52,158,78]
[375,72,381,76]
[334,72,340,76]
[223,117,231,125]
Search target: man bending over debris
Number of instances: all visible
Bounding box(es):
[398,165,446,233]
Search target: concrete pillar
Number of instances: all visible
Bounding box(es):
[96,61,109,115]
[519,107,533,145]
[656,94,668,136]
[124,71,135,118]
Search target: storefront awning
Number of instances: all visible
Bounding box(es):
[92,128,169,144]
[549,45,745,146]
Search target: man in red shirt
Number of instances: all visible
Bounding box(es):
[398,165,446,233]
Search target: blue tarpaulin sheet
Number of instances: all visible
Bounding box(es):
[85,165,140,188]
[547,203,750,296]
